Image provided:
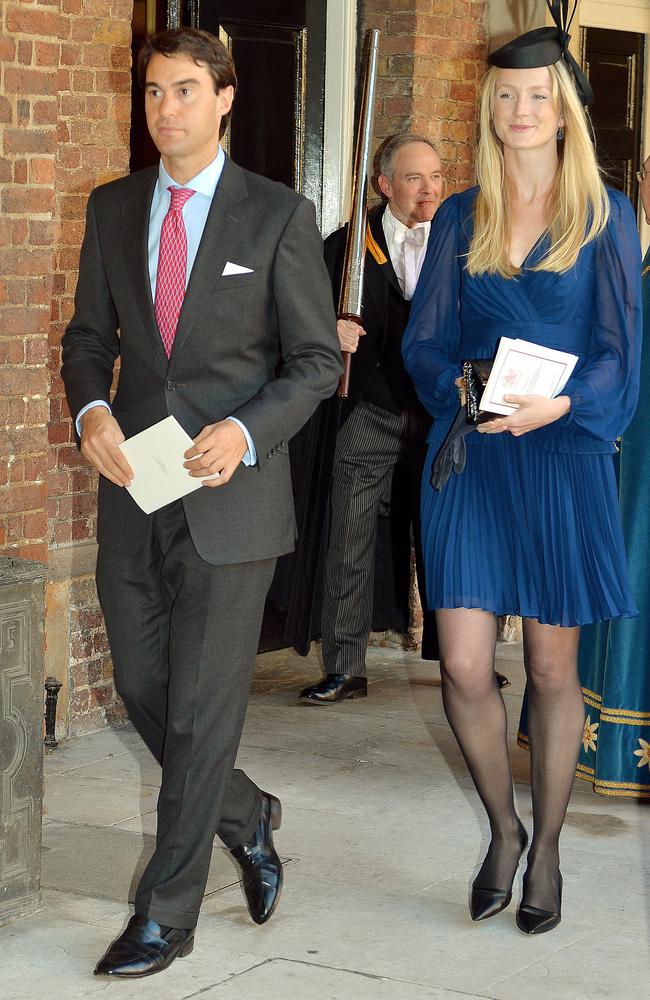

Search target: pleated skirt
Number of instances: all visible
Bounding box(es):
[420,423,638,627]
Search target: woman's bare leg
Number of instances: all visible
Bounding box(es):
[521,619,583,913]
[437,608,526,896]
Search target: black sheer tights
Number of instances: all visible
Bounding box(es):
[437,609,525,894]
[436,609,583,911]
[521,618,583,911]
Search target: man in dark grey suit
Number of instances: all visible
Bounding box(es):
[61,28,341,979]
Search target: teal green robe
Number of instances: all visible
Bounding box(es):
[569,246,650,797]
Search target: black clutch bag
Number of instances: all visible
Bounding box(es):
[430,358,497,490]
[463,359,494,426]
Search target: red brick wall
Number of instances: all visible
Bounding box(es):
[1,1,132,566]
[49,2,132,549]
[1,0,133,735]
[0,3,56,563]
[362,0,488,191]
[50,0,132,734]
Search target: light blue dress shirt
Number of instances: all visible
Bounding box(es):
[147,149,225,299]
[76,147,256,465]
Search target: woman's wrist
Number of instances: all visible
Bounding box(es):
[547,394,571,428]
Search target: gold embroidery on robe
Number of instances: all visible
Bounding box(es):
[633,738,650,769]
[582,716,599,752]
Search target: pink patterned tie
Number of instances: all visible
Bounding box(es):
[154,186,195,357]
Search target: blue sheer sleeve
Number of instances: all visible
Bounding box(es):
[402,195,464,417]
[561,189,642,442]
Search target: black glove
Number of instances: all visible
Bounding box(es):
[430,406,475,491]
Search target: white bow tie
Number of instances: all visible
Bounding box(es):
[394,224,427,248]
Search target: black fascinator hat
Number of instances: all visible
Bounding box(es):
[488,1,593,106]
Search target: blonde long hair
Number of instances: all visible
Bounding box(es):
[467,60,609,277]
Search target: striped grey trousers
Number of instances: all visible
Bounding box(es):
[321,399,410,677]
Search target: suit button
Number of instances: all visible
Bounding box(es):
[166,379,176,390]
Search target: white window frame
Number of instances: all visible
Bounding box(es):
[322,0,357,237]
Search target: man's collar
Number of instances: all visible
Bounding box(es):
[383,202,407,240]
[383,202,431,242]
[157,145,226,197]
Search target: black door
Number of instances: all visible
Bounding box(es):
[130,0,327,218]
[583,27,645,205]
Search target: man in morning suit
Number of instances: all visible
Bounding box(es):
[61,28,341,978]
[298,135,443,705]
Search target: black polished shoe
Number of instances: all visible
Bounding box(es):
[516,871,563,934]
[470,824,528,922]
[299,673,368,704]
[496,672,510,689]
[231,792,283,925]
[94,915,194,978]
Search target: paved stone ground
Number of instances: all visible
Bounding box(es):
[2,642,649,999]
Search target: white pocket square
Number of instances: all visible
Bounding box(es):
[222,261,254,276]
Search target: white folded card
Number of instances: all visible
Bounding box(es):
[119,415,214,515]
[222,261,254,276]
[480,337,578,417]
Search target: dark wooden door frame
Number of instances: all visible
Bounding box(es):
[581,25,646,206]
[135,1,327,219]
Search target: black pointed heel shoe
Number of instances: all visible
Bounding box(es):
[516,871,563,934]
[470,824,528,922]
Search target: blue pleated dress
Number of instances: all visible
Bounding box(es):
[402,187,642,627]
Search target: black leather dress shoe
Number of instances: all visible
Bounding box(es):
[299,673,368,704]
[94,915,194,978]
[231,792,283,925]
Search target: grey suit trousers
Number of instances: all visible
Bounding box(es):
[321,400,410,677]
[96,499,276,929]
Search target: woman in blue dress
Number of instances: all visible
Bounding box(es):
[402,13,642,935]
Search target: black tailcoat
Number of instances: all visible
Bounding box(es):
[267,205,438,659]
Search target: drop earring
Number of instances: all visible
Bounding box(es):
[556,126,565,140]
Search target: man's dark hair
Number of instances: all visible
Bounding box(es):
[138,28,237,138]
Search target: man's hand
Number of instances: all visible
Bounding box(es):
[337,319,365,353]
[80,406,133,486]
[476,394,570,437]
[184,419,248,488]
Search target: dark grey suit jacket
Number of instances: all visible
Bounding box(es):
[61,157,342,565]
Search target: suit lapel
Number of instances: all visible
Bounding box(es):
[121,168,168,376]
[170,158,249,357]
[364,206,403,317]
[372,208,402,293]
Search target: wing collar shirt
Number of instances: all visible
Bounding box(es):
[382,203,430,301]
[77,146,256,465]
